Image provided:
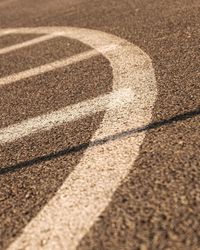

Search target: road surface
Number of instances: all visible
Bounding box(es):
[0,0,199,249]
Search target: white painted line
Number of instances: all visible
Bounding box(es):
[0,30,13,38]
[3,27,157,250]
[0,88,133,144]
[0,44,118,86]
[0,33,58,55]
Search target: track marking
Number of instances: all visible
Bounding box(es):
[0,27,157,250]
[0,30,13,37]
[0,44,118,86]
[0,88,133,144]
[0,33,59,55]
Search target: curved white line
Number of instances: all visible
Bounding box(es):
[0,27,157,250]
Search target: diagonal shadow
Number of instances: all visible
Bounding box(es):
[0,106,199,176]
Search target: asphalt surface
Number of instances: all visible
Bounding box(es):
[0,0,200,249]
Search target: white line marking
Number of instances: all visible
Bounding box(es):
[0,88,133,144]
[0,44,118,86]
[2,27,157,250]
[0,30,13,38]
[0,33,58,55]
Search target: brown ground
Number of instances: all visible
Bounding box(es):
[0,0,199,249]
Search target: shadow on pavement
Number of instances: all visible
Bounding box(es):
[1,106,199,176]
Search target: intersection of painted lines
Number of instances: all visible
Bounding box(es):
[0,43,118,86]
[0,31,119,86]
[0,87,134,144]
[1,27,157,250]
[0,32,125,143]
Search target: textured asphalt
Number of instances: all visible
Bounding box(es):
[0,0,200,249]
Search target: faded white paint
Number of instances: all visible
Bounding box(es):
[0,44,118,86]
[0,33,59,55]
[0,27,157,250]
[0,88,134,144]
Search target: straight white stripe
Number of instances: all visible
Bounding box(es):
[0,88,133,144]
[0,30,12,37]
[0,33,59,55]
[0,44,118,86]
